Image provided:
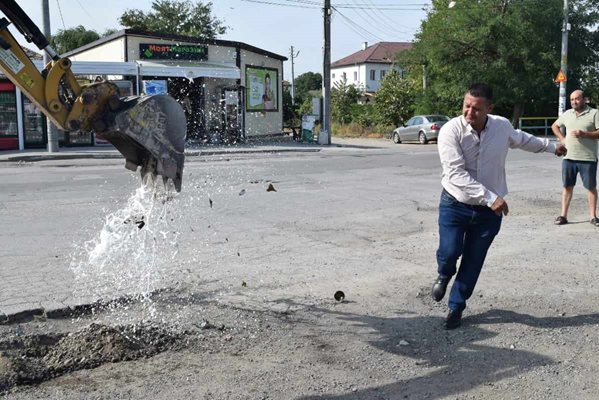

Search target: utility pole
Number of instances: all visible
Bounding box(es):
[558,0,569,116]
[42,0,59,152]
[321,0,331,145]
[289,46,300,105]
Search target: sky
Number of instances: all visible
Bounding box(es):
[10,0,430,81]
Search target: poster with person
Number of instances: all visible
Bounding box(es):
[246,66,278,112]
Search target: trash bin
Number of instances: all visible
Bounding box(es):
[301,115,317,143]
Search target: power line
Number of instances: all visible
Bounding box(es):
[332,6,387,42]
[241,0,320,8]
[75,0,95,23]
[360,0,416,33]
[55,0,66,29]
[348,0,415,39]
[345,0,401,40]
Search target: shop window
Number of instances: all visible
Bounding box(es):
[0,84,18,150]
[23,97,46,148]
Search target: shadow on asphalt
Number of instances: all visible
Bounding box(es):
[293,304,599,400]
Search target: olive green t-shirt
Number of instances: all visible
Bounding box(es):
[555,106,599,161]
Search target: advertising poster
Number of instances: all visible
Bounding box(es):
[143,80,167,96]
[245,66,278,112]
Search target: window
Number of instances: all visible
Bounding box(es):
[342,72,346,80]
[332,73,335,79]
[370,70,375,80]
[380,70,386,79]
[353,71,358,81]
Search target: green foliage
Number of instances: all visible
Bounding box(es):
[399,0,599,120]
[119,0,226,39]
[293,72,322,105]
[101,29,119,37]
[282,90,299,126]
[298,97,314,117]
[373,71,418,126]
[331,122,394,138]
[50,26,100,54]
[351,103,376,127]
[331,77,362,124]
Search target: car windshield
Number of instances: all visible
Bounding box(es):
[427,115,450,122]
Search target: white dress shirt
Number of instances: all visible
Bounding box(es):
[438,114,556,207]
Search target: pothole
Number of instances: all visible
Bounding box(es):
[0,322,185,392]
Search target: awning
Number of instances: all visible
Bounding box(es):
[136,60,240,79]
[29,60,240,79]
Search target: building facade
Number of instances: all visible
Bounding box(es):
[0,29,287,150]
[330,42,412,94]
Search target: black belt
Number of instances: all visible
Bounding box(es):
[442,189,492,212]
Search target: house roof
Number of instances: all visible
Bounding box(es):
[62,29,287,61]
[331,42,412,68]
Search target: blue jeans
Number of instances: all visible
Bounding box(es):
[436,190,502,312]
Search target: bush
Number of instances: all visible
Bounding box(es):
[331,122,394,138]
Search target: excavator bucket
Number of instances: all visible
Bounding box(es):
[98,94,187,192]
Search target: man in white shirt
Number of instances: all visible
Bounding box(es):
[431,83,567,330]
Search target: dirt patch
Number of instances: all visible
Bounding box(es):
[0,322,184,392]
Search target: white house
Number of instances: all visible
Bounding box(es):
[331,42,412,94]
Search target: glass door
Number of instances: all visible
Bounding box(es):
[0,82,18,150]
[22,97,47,148]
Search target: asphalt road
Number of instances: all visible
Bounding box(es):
[1,139,599,399]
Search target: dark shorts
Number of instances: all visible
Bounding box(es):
[562,159,597,190]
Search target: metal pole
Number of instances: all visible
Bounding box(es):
[321,0,331,145]
[42,0,59,152]
[558,0,569,116]
[290,46,299,106]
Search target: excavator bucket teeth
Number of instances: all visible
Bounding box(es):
[99,95,186,192]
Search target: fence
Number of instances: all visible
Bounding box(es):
[518,117,557,138]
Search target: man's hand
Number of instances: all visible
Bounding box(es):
[491,197,509,216]
[554,143,567,157]
[570,129,587,138]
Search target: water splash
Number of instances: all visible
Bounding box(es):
[70,179,180,320]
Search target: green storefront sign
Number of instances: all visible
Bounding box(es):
[139,43,208,61]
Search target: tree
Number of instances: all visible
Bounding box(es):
[282,89,298,126]
[50,26,100,54]
[373,71,417,126]
[293,72,322,105]
[119,0,226,39]
[399,0,599,124]
[331,77,361,124]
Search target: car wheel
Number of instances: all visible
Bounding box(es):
[393,132,401,144]
[418,131,428,144]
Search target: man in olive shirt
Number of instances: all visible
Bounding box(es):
[552,89,599,226]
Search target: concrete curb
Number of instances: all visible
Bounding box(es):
[0,147,321,163]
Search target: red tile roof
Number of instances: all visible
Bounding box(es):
[332,42,412,68]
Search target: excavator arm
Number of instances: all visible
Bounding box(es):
[0,0,185,191]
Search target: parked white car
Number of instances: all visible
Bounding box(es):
[391,115,450,144]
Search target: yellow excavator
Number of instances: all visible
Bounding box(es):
[0,0,186,191]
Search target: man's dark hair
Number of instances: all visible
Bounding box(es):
[467,83,493,102]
